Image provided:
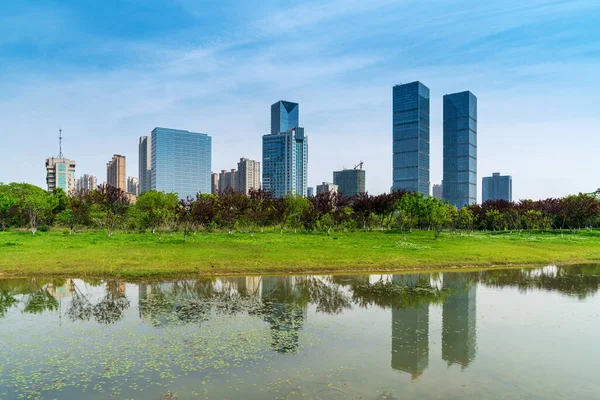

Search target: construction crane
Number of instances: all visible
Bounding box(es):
[354,161,364,194]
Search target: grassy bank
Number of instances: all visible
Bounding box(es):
[1,229,599,278]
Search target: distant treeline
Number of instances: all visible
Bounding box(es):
[0,182,599,238]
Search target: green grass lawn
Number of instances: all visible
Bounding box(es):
[1,229,599,278]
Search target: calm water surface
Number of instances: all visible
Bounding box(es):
[1,266,599,399]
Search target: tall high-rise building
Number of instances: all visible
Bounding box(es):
[432,183,443,200]
[138,136,152,194]
[151,127,212,199]
[442,91,477,208]
[76,174,97,193]
[333,168,366,197]
[263,127,308,198]
[127,177,139,196]
[482,172,512,203]
[46,157,76,194]
[307,187,314,197]
[106,154,126,190]
[263,101,307,198]
[45,129,76,194]
[211,172,219,194]
[392,82,430,195]
[316,182,338,195]
[237,158,260,195]
[271,101,299,136]
[219,169,237,193]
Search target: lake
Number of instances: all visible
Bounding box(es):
[1,265,599,399]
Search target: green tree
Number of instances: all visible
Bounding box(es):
[0,191,17,230]
[22,187,57,234]
[135,191,180,237]
[458,207,474,235]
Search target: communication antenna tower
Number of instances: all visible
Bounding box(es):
[58,128,64,158]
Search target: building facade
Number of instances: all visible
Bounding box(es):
[263,101,307,198]
[442,91,477,208]
[316,182,338,195]
[151,127,212,199]
[219,169,237,193]
[211,172,219,194]
[263,127,308,197]
[138,136,152,194]
[333,169,366,197]
[76,174,97,193]
[236,158,260,195]
[307,187,314,197]
[392,81,430,195]
[106,155,126,190]
[127,177,139,196]
[46,157,76,194]
[271,101,299,136]
[432,183,443,200]
[482,172,512,203]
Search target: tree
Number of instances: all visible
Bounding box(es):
[351,192,374,231]
[22,188,57,234]
[0,191,17,230]
[458,207,474,235]
[284,195,310,233]
[429,199,453,239]
[192,194,219,231]
[217,191,249,234]
[135,190,180,238]
[89,185,130,237]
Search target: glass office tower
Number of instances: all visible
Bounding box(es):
[138,136,152,194]
[443,91,477,208]
[392,82,430,195]
[262,127,308,198]
[271,101,299,136]
[482,172,512,203]
[263,101,307,198]
[150,127,212,199]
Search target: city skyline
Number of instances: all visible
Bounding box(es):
[1,1,599,201]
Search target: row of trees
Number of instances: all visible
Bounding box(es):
[1,182,599,238]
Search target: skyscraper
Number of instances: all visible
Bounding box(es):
[45,129,76,194]
[151,127,212,199]
[211,172,219,194]
[219,169,237,193]
[432,183,443,200]
[263,101,307,198]
[107,154,126,190]
[392,82,430,195]
[236,158,260,195]
[316,182,338,195]
[76,174,97,193]
[46,157,76,194]
[127,177,139,196]
[333,168,366,197]
[138,136,152,194]
[482,172,512,203]
[443,91,477,208]
[271,101,299,136]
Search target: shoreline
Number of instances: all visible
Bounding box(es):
[1,260,598,281]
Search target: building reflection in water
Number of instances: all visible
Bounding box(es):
[390,274,430,380]
[442,273,477,368]
[261,276,307,354]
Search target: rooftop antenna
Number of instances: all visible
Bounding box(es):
[58,128,63,158]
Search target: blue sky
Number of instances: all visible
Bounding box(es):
[1,0,599,200]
